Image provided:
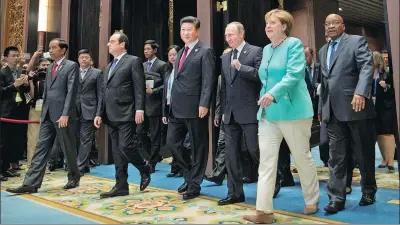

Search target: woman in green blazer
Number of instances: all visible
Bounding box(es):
[243,9,320,224]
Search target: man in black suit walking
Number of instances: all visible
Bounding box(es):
[137,40,167,171]
[218,22,262,205]
[319,14,376,213]
[94,32,152,198]
[7,39,81,193]
[166,16,215,200]
[75,49,103,175]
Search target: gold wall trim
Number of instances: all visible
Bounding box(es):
[5,0,28,52]
[168,0,174,46]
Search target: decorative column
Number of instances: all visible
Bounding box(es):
[197,0,214,176]
[1,0,29,52]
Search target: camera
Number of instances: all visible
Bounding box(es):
[36,68,47,79]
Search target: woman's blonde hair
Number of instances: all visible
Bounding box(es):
[372,51,385,73]
[265,9,294,36]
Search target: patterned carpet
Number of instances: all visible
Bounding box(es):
[1,170,334,224]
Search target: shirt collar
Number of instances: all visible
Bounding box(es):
[148,57,157,64]
[80,66,90,73]
[235,41,246,54]
[186,39,199,50]
[330,33,344,45]
[55,57,65,66]
[115,51,127,61]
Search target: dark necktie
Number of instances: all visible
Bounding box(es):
[308,66,312,82]
[147,62,152,72]
[232,48,238,60]
[108,58,119,80]
[178,46,190,72]
[329,41,338,69]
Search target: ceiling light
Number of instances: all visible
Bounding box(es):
[339,8,342,11]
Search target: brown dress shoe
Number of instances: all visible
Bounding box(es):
[243,213,274,224]
[304,204,318,215]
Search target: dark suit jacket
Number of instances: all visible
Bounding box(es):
[318,33,376,122]
[0,66,30,117]
[76,67,103,120]
[220,43,262,124]
[373,71,396,110]
[170,41,216,118]
[143,58,167,117]
[98,53,145,122]
[41,59,79,122]
[305,62,321,99]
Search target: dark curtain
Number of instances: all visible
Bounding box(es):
[27,0,39,55]
[69,0,101,67]
[111,0,169,61]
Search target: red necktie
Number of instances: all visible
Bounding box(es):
[178,46,190,72]
[51,63,58,80]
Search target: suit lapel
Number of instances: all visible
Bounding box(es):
[320,45,329,77]
[82,67,93,83]
[329,33,348,74]
[50,59,66,87]
[176,42,201,77]
[107,54,127,83]
[150,59,158,72]
[231,43,250,84]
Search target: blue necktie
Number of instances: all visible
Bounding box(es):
[108,59,119,80]
[147,62,152,72]
[329,41,338,69]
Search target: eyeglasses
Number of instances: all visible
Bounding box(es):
[324,21,343,28]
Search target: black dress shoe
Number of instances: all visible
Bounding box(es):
[218,196,245,205]
[273,182,281,198]
[2,170,20,177]
[178,182,188,193]
[242,177,255,183]
[205,175,223,185]
[183,192,200,200]
[167,172,176,177]
[0,176,8,182]
[100,187,129,199]
[63,180,80,189]
[140,171,151,191]
[48,164,57,171]
[6,185,38,194]
[174,172,183,178]
[281,181,295,187]
[84,167,90,173]
[324,201,345,214]
[359,194,375,206]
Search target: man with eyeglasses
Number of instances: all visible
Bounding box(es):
[318,14,376,214]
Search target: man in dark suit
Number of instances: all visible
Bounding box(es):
[218,22,262,205]
[166,16,215,200]
[137,40,167,170]
[318,14,377,214]
[75,49,103,175]
[94,32,152,198]
[7,39,81,193]
[0,46,30,180]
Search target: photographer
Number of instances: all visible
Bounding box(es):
[26,57,51,165]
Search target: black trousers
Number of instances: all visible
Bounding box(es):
[277,138,295,184]
[107,121,148,192]
[76,118,95,172]
[166,113,209,194]
[211,124,226,178]
[327,117,377,202]
[23,114,80,188]
[224,117,259,198]
[170,133,191,174]
[137,115,162,165]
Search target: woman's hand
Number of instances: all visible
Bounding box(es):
[258,93,274,108]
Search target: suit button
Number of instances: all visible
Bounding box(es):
[284,96,288,99]
[231,84,234,87]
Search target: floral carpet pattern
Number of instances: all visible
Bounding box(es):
[1,170,327,224]
[290,165,399,189]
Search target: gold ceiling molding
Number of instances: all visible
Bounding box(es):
[99,0,103,28]
[6,0,27,51]
[278,0,284,9]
